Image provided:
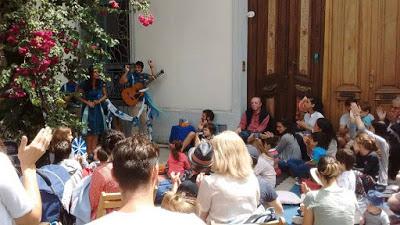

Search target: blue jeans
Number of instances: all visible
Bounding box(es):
[287,159,310,178]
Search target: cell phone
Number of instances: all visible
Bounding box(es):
[254,133,260,138]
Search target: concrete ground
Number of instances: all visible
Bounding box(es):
[157,144,169,165]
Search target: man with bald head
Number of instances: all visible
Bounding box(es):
[236,97,274,142]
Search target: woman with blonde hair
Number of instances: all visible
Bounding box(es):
[301,156,358,225]
[196,131,259,224]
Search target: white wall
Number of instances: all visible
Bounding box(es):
[133,0,248,142]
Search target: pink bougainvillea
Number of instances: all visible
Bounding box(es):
[109,0,120,9]
[138,14,154,27]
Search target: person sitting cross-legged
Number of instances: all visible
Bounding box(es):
[236,97,274,143]
[87,135,205,225]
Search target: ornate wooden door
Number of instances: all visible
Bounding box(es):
[324,0,400,128]
[248,0,325,120]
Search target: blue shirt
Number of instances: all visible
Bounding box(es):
[127,72,150,86]
[312,147,327,163]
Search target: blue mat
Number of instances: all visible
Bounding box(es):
[282,185,301,225]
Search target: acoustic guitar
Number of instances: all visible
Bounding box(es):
[121,70,164,106]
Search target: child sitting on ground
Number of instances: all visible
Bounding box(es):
[360,102,375,130]
[161,172,196,214]
[360,190,390,225]
[250,137,278,187]
[287,132,329,178]
[167,140,191,178]
[336,148,357,193]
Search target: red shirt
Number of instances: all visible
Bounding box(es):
[167,152,191,176]
[239,111,270,132]
[89,163,120,219]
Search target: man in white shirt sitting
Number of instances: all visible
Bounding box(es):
[0,127,52,225]
[87,135,205,225]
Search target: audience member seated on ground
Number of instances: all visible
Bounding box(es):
[286,132,329,178]
[388,192,400,223]
[372,121,400,182]
[313,118,338,157]
[167,140,190,178]
[196,131,260,224]
[179,142,213,196]
[351,103,389,185]
[169,119,196,150]
[359,190,390,225]
[247,143,283,215]
[376,96,400,130]
[335,148,356,193]
[182,123,217,152]
[267,119,302,162]
[353,133,380,181]
[180,110,215,151]
[296,96,324,132]
[0,127,52,225]
[301,156,358,225]
[52,140,83,210]
[87,146,109,172]
[49,127,74,162]
[338,98,358,146]
[359,101,375,130]
[248,137,277,187]
[87,135,205,225]
[236,97,274,142]
[162,172,196,214]
[89,129,125,220]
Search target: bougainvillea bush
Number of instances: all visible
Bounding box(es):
[0,0,152,140]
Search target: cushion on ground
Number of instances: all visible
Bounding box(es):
[276,190,302,205]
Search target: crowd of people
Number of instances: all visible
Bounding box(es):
[1,93,400,225]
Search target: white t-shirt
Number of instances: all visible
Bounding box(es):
[197,173,259,224]
[337,170,356,193]
[0,152,33,225]
[304,111,324,131]
[364,129,389,185]
[254,154,276,187]
[86,207,205,225]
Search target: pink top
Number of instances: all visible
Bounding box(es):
[167,152,191,176]
[89,163,120,219]
[239,111,270,132]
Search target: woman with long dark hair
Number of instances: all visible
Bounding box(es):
[297,96,324,132]
[77,65,108,155]
[314,118,338,157]
[274,119,302,161]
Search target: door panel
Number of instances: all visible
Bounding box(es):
[248,0,325,120]
[324,0,400,129]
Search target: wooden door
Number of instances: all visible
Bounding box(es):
[324,0,400,129]
[248,0,325,120]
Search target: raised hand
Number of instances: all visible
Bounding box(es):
[124,64,130,73]
[18,127,53,169]
[148,59,155,68]
[170,172,181,193]
[376,106,387,121]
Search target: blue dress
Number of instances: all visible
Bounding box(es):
[80,80,106,135]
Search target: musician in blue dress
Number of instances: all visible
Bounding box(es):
[119,60,157,134]
[77,65,108,155]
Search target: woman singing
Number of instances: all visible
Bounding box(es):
[78,65,108,155]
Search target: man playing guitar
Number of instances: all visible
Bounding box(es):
[119,60,157,134]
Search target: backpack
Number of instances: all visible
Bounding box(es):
[37,164,75,224]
